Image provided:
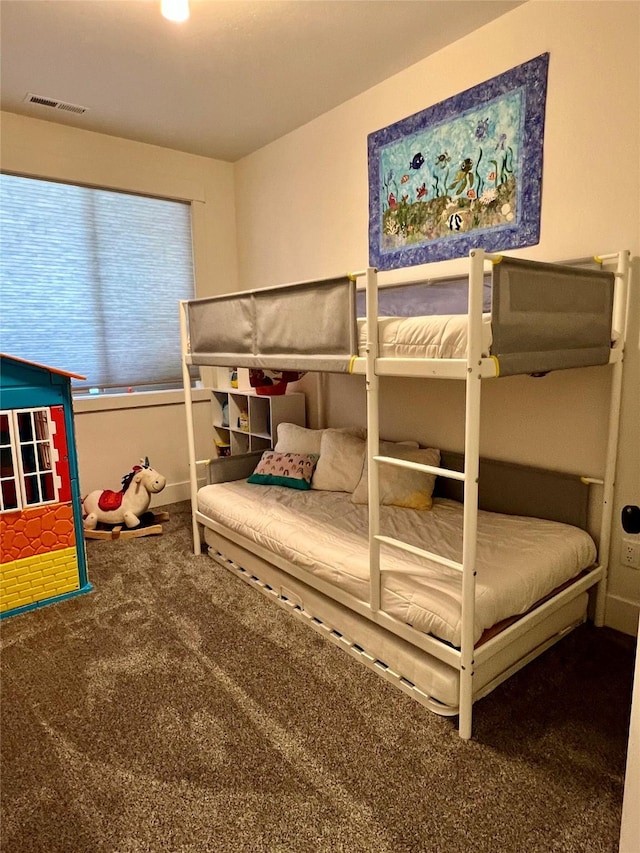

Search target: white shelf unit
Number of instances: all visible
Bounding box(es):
[211,389,305,456]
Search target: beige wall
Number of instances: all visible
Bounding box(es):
[0,112,239,505]
[235,1,639,285]
[234,1,640,634]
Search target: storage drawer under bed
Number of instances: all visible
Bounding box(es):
[202,525,588,712]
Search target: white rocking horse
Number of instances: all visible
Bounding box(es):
[82,457,167,530]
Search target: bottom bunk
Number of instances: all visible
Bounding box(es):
[192,444,604,736]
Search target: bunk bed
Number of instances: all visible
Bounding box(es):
[180,249,629,739]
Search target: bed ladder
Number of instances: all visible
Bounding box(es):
[362,249,493,740]
[362,248,629,740]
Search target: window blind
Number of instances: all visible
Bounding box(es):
[0,174,195,391]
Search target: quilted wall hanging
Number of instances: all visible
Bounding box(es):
[368,53,549,270]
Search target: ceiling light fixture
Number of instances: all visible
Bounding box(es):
[161,0,189,23]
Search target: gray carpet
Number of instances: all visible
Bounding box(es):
[0,501,635,853]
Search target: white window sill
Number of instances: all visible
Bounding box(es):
[73,387,210,413]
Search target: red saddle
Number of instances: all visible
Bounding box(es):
[97,490,124,512]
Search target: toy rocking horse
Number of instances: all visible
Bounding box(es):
[82,457,168,540]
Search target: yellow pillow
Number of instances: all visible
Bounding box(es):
[351,443,440,509]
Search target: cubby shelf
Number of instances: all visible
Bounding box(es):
[211,388,305,456]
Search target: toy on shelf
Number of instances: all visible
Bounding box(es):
[82,457,167,540]
[249,368,306,396]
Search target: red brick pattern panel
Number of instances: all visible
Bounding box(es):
[0,504,76,564]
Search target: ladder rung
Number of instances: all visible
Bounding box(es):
[375,535,463,572]
[373,457,466,481]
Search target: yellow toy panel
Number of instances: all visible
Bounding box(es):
[0,503,81,614]
[0,547,80,613]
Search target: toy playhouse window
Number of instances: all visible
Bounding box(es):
[0,408,59,513]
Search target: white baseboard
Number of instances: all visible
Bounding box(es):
[605,594,640,637]
[152,474,211,508]
[153,481,193,507]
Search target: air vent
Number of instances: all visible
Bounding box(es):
[24,93,89,115]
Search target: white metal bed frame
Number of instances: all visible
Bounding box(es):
[180,248,629,739]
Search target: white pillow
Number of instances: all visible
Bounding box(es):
[351,442,440,510]
[275,423,323,456]
[312,429,366,492]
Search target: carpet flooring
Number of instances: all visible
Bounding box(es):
[0,501,635,853]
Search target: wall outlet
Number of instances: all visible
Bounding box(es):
[621,538,640,569]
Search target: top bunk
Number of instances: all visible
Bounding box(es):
[181,249,627,380]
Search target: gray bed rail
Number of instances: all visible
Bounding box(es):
[184,254,615,378]
[187,275,358,373]
[435,451,590,530]
[490,257,614,376]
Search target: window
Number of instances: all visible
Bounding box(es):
[0,408,58,513]
[0,174,195,392]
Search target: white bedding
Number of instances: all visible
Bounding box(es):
[197,482,596,647]
[357,314,493,360]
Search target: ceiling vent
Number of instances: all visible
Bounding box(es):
[24,93,89,115]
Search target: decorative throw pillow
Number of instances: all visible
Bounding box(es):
[274,423,324,456]
[351,443,440,510]
[311,429,367,492]
[248,451,319,490]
